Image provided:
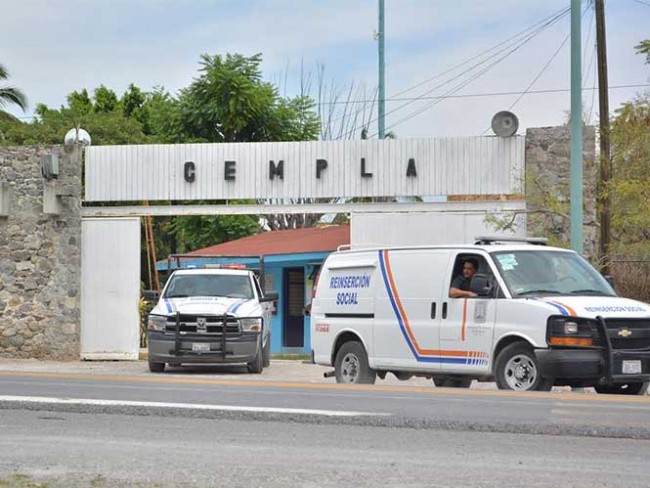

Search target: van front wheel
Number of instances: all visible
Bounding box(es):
[495,342,553,392]
[335,342,376,385]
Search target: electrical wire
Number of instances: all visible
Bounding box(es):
[479,31,571,135]
[327,6,571,132]
[368,9,571,138]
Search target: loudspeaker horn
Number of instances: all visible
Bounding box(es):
[491,111,519,137]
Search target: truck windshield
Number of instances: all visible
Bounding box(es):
[490,250,616,298]
[164,274,254,299]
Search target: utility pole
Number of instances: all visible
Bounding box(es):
[570,0,584,254]
[595,0,612,274]
[378,0,386,139]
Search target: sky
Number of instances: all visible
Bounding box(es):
[1,0,649,139]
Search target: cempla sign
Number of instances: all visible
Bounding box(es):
[84,138,523,202]
[182,157,418,183]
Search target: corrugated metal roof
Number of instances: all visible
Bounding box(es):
[188,225,350,257]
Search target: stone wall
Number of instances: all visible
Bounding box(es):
[0,145,82,359]
[525,125,598,259]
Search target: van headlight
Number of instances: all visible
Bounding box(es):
[148,315,167,332]
[547,317,594,347]
[240,318,262,332]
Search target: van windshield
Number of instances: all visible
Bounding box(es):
[164,274,254,299]
[490,250,616,298]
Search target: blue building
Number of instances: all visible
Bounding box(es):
[157,225,349,355]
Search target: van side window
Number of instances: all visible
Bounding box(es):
[449,254,495,298]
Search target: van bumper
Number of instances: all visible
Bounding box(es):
[536,348,650,384]
[147,331,260,364]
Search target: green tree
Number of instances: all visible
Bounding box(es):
[176,53,319,142]
[93,85,119,113]
[0,63,27,119]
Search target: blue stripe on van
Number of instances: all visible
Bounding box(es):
[378,250,473,365]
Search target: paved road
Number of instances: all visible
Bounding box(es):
[1,359,649,487]
[2,408,650,488]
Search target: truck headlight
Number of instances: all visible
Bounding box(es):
[148,315,167,331]
[240,318,262,332]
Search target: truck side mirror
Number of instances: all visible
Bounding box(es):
[470,274,492,297]
[604,275,616,290]
[260,291,278,302]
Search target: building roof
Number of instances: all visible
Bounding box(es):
[188,225,350,257]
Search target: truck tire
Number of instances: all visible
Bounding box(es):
[247,339,264,374]
[148,360,165,373]
[494,342,553,392]
[432,376,473,388]
[262,338,271,368]
[334,341,376,384]
[595,382,649,395]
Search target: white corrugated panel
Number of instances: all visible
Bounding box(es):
[81,218,140,360]
[84,137,524,202]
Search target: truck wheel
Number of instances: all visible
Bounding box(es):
[247,339,264,374]
[334,341,376,384]
[262,338,271,368]
[595,382,648,395]
[432,376,473,388]
[148,360,165,373]
[495,342,553,392]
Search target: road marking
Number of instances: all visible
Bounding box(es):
[0,395,387,417]
[0,371,648,404]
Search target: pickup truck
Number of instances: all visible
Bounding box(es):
[147,267,277,373]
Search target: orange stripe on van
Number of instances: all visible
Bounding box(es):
[382,250,478,358]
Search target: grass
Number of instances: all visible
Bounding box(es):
[0,474,48,488]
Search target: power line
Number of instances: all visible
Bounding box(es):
[480,30,571,135]
[633,0,650,7]
[327,6,571,132]
[359,8,571,138]
[368,9,572,138]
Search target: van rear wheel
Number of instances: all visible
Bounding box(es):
[335,341,376,385]
[495,342,553,392]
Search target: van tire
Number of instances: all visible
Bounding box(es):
[594,382,648,395]
[432,376,473,388]
[262,338,271,368]
[494,342,553,392]
[335,341,376,384]
[148,360,165,373]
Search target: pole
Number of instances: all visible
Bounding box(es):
[595,0,611,274]
[570,0,583,254]
[378,0,386,139]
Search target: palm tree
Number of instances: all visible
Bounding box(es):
[0,63,27,118]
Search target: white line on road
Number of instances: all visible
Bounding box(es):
[0,395,388,417]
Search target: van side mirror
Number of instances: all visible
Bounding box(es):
[470,274,492,297]
[604,275,616,290]
[260,291,278,302]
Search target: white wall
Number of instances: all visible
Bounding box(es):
[350,202,526,248]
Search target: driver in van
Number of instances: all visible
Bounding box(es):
[449,257,479,298]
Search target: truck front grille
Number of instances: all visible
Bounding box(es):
[165,315,241,335]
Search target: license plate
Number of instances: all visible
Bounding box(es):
[192,343,210,352]
[622,360,641,374]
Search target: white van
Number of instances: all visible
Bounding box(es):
[310,238,650,394]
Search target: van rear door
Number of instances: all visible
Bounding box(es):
[374,249,452,370]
